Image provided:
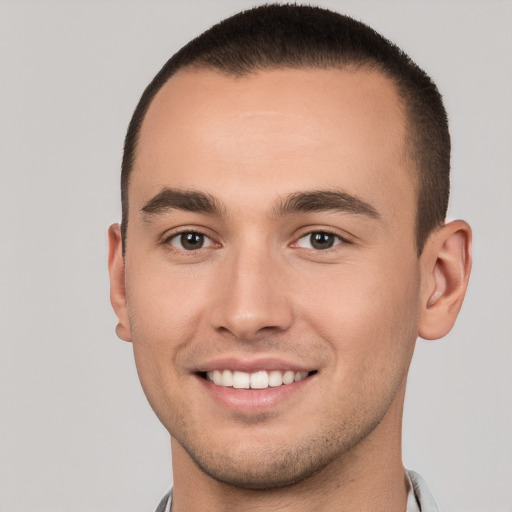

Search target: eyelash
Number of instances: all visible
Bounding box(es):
[292,230,347,251]
[163,230,218,252]
[162,229,349,253]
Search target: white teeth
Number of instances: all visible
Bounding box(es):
[268,370,283,387]
[282,370,295,385]
[213,370,222,385]
[205,369,311,389]
[222,369,233,386]
[250,371,269,389]
[233,370,250,389]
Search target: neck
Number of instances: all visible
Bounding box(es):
[170,387,408,512]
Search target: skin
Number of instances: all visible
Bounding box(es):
[109,68,472,511]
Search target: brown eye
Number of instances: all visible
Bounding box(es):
[310,232,335,249]
[169,232,213,251]
[295,232,342,250]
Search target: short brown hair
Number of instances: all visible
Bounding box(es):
[121,4,450,255]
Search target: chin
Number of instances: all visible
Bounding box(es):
[189,447,330,490]
[178,429,363,491]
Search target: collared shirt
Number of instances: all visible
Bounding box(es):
[408,470,440,512]
[156,469,438,512]
[406,470,422,512]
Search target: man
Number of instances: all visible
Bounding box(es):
[108,4,472,511]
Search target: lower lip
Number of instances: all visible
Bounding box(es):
[196,374,314,414]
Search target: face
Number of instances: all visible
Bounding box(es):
[115,68,424,488]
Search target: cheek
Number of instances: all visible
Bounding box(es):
[124,262,210,428]
[126,257,208,343]
[296,257,421,375]
[123,258,212,400]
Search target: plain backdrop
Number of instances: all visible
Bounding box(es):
[1,1,511,511]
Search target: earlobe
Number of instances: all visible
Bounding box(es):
[108,224,132,342]
[418,220,472,340]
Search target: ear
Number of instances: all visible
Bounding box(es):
[108,224,132,342]
[418,220,472,340]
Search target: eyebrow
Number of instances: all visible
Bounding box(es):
[274,190,380,219]
[140,187,380,221]
[141,188,225,218]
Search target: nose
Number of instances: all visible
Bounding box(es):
[209,248,294,341]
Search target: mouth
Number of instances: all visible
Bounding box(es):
[198,369,317,389]
[195,362,318,415]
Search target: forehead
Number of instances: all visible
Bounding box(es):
[132,67,414,222]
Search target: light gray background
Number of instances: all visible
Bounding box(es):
[1,1,511,511]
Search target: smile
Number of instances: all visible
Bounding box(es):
[205,369,312,389]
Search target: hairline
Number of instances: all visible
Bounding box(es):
[122,61,428,254]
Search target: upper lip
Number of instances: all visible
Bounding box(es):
[195,356,315,373]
